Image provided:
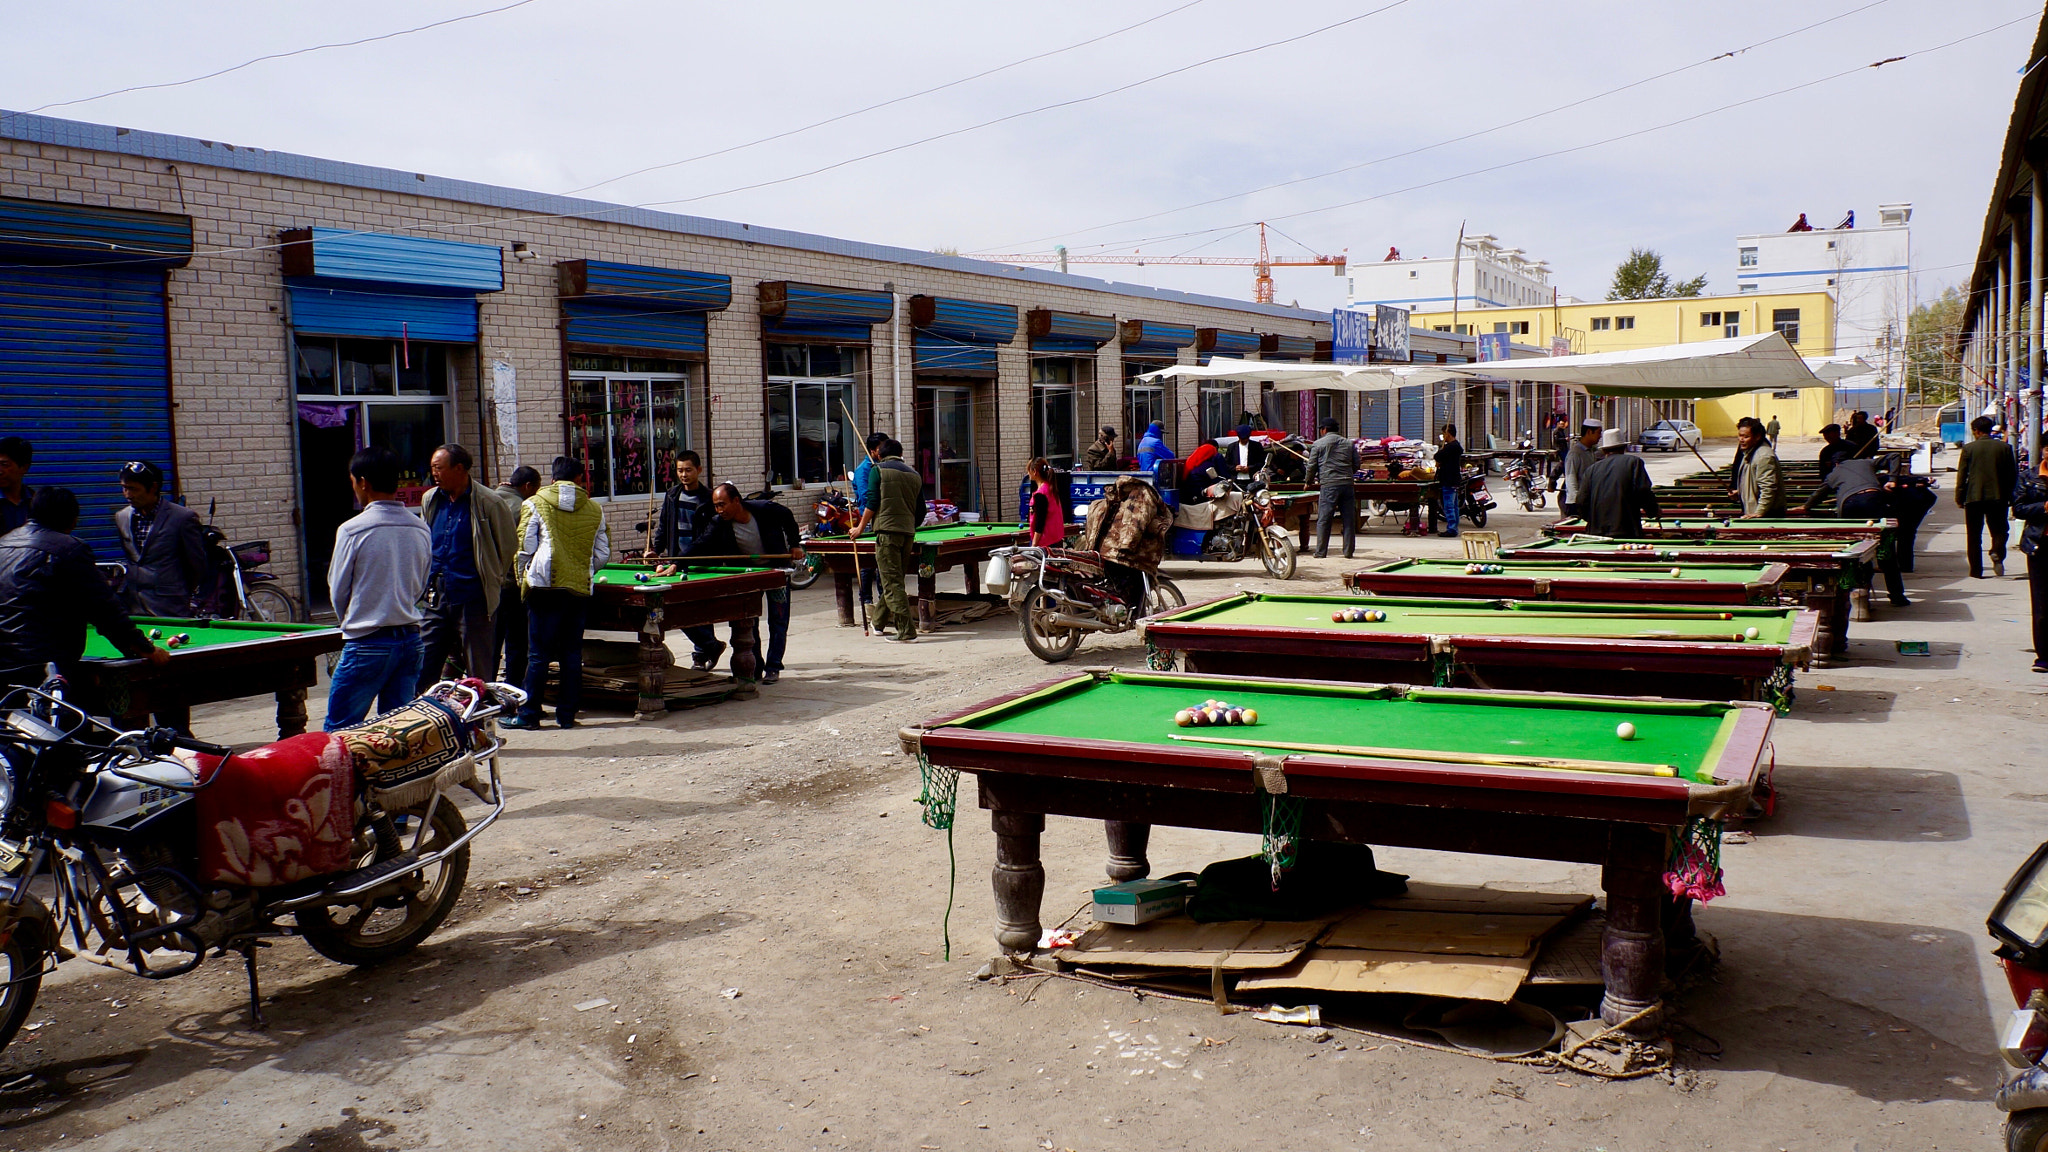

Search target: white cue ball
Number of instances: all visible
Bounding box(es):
[1616,721,1637,740]
[1744,626,1759,639]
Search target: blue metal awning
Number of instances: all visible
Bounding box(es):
[1197,328,1260,365]
[280,228,502,293]
[911,295,1015,376]
[558,259,730,312]
[1028,308,1115,353]
[0,195,192,268]
[759,281,893,341]
[1120,319,1195,360]
[1260,334,1315,361]
[287,284,480,342]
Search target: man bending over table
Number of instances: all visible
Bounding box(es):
[0,487,168,694]
[684,483,803,685]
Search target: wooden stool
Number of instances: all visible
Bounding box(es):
[1461,532,1501,560]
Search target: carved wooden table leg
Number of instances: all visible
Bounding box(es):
[635,596,668,720]
[1104,820,1151,882]
[275,686,309,738]
[1599,839,1668,1034]
[833,572,856,627]
[728,618,762,699]
[992,810,1045,953]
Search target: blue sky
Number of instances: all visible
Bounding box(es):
[5,0,2035,311]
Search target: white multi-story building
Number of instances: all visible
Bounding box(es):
[1735,204,1912,389]
[1346,234,1552,324]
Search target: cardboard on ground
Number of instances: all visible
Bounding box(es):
[1236,947,1537,1002]
[1056,918,1332,971]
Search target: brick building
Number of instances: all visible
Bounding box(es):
[0,111,1326,607]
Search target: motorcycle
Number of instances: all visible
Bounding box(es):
[1505,441,1547,513]
[1165,479,1298,580]
[1427,469,1496,531]
[785,490,855,591]
[202,499,302,622]
[986,545,1185,663]
[0,672,519,1049]
[1989,840,2048,1149]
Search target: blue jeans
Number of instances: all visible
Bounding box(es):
[521,589,588,723]
[325,628,424,731]
[1439,485,1460,535]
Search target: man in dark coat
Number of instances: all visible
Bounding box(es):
[1958,416,2018,578]
[685,484,804,684]
[2012,454,2048,672]
[0,437,32,539]
[113,460,210,617]
[1578,429,1661,539]
[0,487,167,693]
[653,450,714,559]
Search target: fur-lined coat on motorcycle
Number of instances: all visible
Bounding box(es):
[1083,476,1173,571]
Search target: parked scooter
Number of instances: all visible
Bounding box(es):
[1505,440,1547,512]
[1990,841,2048,1149]
[986,545,1184,662]
[1428,469,1497,531]
[1165,478,1298,579]
[0,672,520,1051]
[201,499,302,623]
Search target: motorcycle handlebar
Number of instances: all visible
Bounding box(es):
[141,727,231,759]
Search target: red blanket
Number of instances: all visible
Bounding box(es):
[191,733,356,887]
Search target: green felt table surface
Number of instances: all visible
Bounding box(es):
[83,617,336,659]
[808,523,1023,545]
[952,672,1736,783]
[1512,537,1865,557]
[591,564,775,588]
[1153,593,1799,642]
[1558,517,1887,531]
[1368,559,1777,584]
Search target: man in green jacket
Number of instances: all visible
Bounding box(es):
[1958,415,2018,577]
[1733,418,1784,518]
[503,457,610,729]
[418,443,517,690]
[850,438,925,642]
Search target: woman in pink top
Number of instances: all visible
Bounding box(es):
[1026,457,1066,547]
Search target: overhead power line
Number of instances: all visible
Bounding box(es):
[25,0,545,114]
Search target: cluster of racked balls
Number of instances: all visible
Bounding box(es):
[1463,563,1505,575]
[146,627,194,649]
[1174,699,1260,727]
[1331,607,1388,623]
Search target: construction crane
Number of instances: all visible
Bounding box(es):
[965,223,1346,305]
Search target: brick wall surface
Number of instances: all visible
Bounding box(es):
[1,137,1324,596]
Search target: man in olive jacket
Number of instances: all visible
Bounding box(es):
[851,439,925,642]
[1958,416,2017,578]
[418,444,517,690]
[1734,418,1784,518]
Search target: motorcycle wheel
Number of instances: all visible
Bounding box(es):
[298,800,469,966]
[1260,532,1298,580]
[1146,576,1187,616]
[242,585,302,624]
[2008,1111,2048,1152]
[0,910,46,1057]
[1468,506,1488,529]
[786,554,824,591]
[1018,586,1084,663]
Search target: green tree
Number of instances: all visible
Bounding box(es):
[1905,284,1966,403]
[1606,248,1708,300]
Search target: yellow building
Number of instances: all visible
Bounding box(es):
[1410,290,1837,438]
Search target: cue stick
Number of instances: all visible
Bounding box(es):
[639,553,800,563]
[836,398,873,635]
[1166,734,1677,777]
[1396,610,1740,620]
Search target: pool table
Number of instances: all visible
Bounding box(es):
[1344,558,1792,606]
[901,668,1775,1031]
[1543,515,1896,548]
[804,523,1026,629]
[1500,537,1875,660]
[1138,593,1814,709]
[586,563,790,716]
[76,617,343,739]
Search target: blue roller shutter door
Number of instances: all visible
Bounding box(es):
[0,266,171,555]
[1360,393,1389,438]
[1396,386,1422,439]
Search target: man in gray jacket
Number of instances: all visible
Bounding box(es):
[1304,418,1359,559]
[417,443,516,691]
[113,460,210,617]
[1560,419,1602,519]
[326,446,432,730]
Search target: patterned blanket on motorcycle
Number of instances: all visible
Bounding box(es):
[337,695,477,809]
[189,731,356,887]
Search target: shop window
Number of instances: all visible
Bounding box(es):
[1772,309,1801,345]
[1030,357,1087,470]
[295,341,336,394]
[1199,383,1237,443]
[766,344,865,488]
[567,368,696,500]
[339,340,396,395]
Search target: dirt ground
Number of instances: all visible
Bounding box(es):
[0,439,2028,1151]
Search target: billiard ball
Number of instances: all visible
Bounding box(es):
[1669,568,1682,578]
[147,628,162,640]
[1175,709,1196,727]
[175,633,191,644]
[1744,626,1759,639]
[1616,721,1636,740]
[1241,708,1259,725]
[635,572,651,583]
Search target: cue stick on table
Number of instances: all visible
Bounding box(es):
[640,553,801,564]
[1398,610,1739,620]
[1167,734,1677,777]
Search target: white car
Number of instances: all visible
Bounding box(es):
[1639,419,1702,452]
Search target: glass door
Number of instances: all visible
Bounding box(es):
[916,384,976,512]
[1124,386,1165,450]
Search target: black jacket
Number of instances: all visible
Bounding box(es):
[1435,439,1465,489]
[655,481,715,557]
[1579,451,1660,539]
[2015,474,2048,556]
[686,499,801,559]
[0,523,152,683]
[115,499,211,617]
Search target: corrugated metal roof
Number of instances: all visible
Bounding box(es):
[0,110,1325,326]
[0,195,192,267]
[910,295,1018,344]
[283,227,502,292]
[560,260,729,312]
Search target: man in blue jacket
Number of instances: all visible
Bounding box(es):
[1136,422,1175,473]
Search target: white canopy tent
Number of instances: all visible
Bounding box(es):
[1803,354,1877,383]
[1137,333,1824,400]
